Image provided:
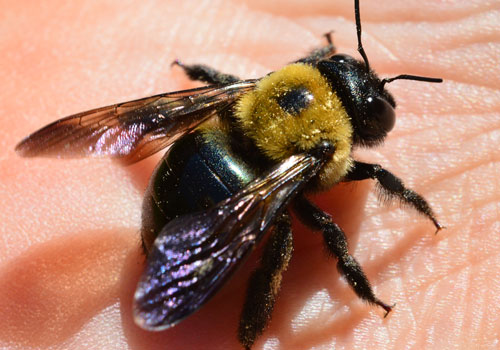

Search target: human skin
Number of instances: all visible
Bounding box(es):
[1,0,499,349]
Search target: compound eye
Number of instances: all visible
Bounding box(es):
[366,96,396,133]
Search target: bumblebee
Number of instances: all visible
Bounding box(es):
[15,0,444,348]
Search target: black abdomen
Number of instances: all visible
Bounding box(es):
[141,128,256,253]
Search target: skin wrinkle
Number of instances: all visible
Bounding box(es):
[389,113,500,143]
[1,0,499,349]
[357,25,401,64]
[401,278,418,338]
[405,252,498,306]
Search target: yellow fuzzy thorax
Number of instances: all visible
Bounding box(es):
[235,63,353,189]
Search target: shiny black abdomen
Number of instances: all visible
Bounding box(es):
[141,128,257,253]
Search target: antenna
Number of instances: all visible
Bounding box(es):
[380,74,443,89]
[354,0,443,88]
[355,0,370,71]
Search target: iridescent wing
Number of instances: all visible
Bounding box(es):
[133,150,328,330]
[15,80,257,164]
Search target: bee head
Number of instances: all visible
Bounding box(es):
[317,55,396,147]
[316,0,442,148]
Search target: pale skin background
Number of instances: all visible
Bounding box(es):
[1,0,499,349]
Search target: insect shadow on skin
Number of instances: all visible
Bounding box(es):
[14,0,444,348]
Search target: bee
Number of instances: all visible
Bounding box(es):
[15,0,444,348]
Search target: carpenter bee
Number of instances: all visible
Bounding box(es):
[15,0,444,348]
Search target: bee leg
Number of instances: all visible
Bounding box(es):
[293,194,394,316]
[346,161,443,233]
[294,31,336,65]
[238,212,293,350]
[171,60,240,84]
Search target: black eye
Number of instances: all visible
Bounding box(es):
[366,96,395,133]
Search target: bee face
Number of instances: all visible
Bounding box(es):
[236,63,354,188]
[317,54,396,147]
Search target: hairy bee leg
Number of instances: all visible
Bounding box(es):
[294,195,393,316]
[238,212,293,350]
[294,31,336,65]
[346,161,443,233]
[173,31,335,85]
[171,60,241,84]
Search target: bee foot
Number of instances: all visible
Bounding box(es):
[376,300,395,318]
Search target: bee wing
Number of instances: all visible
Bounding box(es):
[15,80,257,164]
[133,151,327,330]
